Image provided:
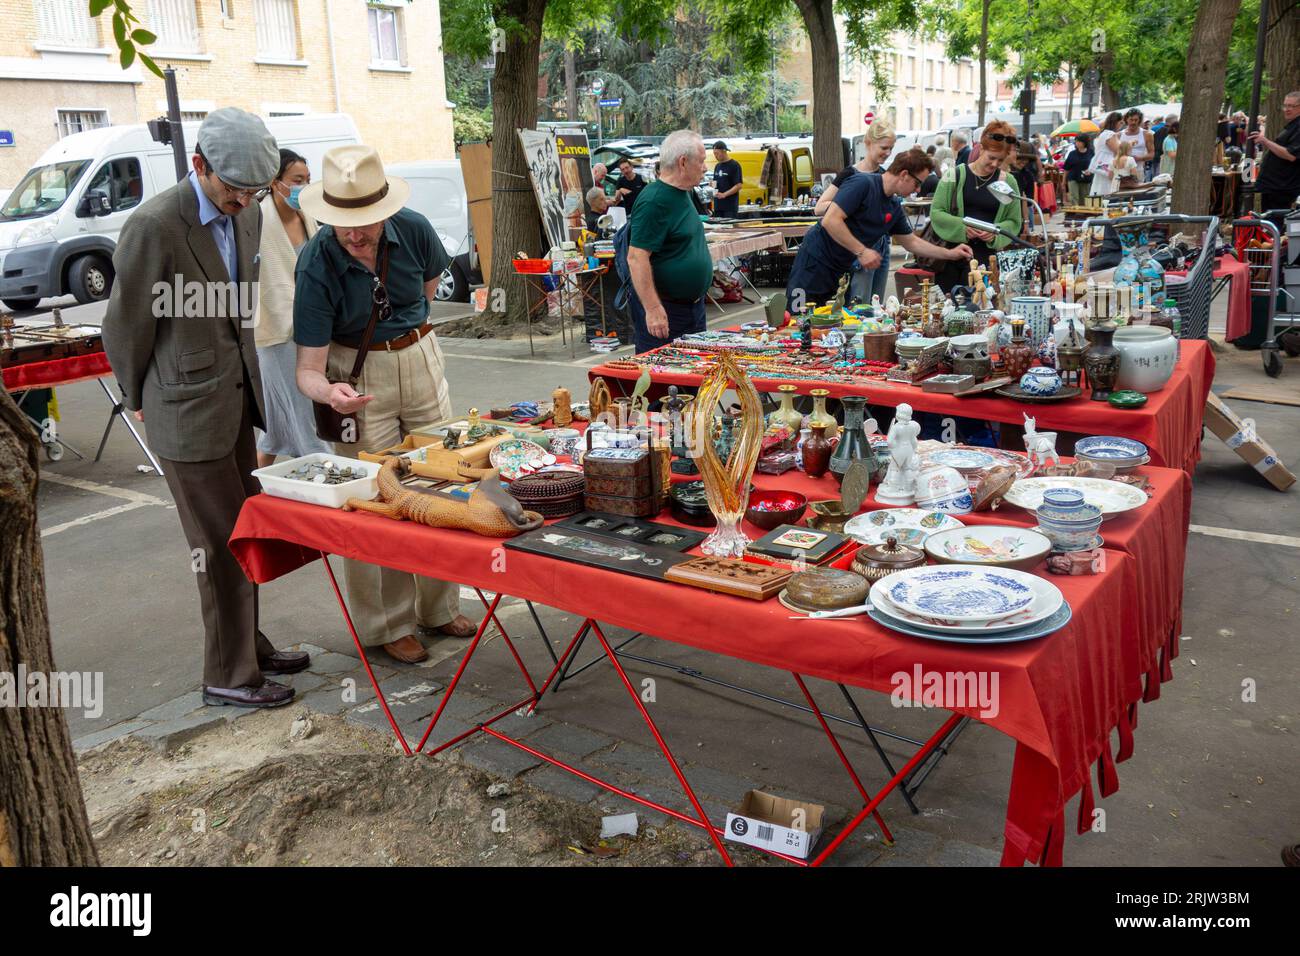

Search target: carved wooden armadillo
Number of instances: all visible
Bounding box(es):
[345,458,544,536]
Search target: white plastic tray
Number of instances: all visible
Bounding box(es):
[253,453,380,509]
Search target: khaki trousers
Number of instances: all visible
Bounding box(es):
[328,331,460,646]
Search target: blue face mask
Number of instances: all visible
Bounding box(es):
[280,183,304,209]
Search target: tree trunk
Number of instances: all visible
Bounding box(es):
[1066,62,1074,121]
[1263,0,1299,135]
[1172,0,1244,216]
[488,0,547,327]
[794,0,843,175]
[0,390,98,866]
[978,0,989,125]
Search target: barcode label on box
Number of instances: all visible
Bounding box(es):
[756,824,775,843]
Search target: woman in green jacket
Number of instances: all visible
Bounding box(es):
[928,119,1024,293]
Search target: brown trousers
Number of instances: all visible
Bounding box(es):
[159,398,274,688]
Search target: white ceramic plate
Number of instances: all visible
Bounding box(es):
[1002,476,1148,520]
[1074,436,1148,461]
[926,448,997,472]
[843,508,964,548]
[869,573,1063,634]
[878,565,1040,622]
[922,525,1053,570]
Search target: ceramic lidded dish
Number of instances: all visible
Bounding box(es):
[851,534,927,583]
[922,525,1052,570]
[1107,390,1148,409]
[783,567,872,612]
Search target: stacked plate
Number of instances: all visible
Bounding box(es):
[1074,436,1150,473]
[1002,476,1148,521]
[867,565,1069,644]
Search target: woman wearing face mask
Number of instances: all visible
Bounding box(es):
[254,148,329,468]
[815,119,897,303]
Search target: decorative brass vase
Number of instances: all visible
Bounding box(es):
[1084,321,1121,402]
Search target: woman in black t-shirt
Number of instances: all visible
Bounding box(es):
[813,119,897,302]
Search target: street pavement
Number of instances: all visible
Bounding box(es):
[20,276,1300,866]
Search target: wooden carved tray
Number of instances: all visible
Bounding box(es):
[665,557,792,600]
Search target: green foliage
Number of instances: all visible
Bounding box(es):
[89,0,164,79]
[453,106,494,145]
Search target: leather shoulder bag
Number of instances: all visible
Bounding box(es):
[312,245,391,444]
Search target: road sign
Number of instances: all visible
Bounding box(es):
[0,130,14,148]
[598,98,622,108]
[864,111,875,125]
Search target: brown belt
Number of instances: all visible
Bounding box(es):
[336,322,434,352]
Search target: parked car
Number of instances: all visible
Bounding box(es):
[0,113,360,310]
[386,160,480,303]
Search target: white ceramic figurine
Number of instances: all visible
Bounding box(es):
[877,404,921,505]
[1022,413,1060,470]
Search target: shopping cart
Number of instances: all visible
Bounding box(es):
[1082,213,1220,340]
[1227,213,1300,377]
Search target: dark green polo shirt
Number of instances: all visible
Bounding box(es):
[629,179,713,302]
[293,207,448,347]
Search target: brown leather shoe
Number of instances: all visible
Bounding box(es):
[381,634,428,664]
[258,649,310,675]
[432,615,477,638]
[202,680,295,709]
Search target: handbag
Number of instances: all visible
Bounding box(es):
[912,166,963,273]
[312,246,390,443]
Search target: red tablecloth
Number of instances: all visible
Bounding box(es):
[229,461,1185,864]
[592,340,1215,475]
[2,351,111,391]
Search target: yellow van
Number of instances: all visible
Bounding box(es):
[706,144,815,207]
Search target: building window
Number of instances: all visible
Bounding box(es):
[925,108,932,129]
[34,0,99,48]
[147,0,201,53]
[57,109,109,138]
[368,5,405,67]
[179,110,207,122]
[906,107,914,129]
[255,0,297,59]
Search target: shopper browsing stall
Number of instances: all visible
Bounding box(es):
[785,149,972,308]
[1249,90,1300,222]
[626,130,713,353]
[294,145,476,665]
[710,141,744,219]
[1063,134,1093,206]
[815,119,897,303]
[927,121,1023,293]
[1089,112,1124,198]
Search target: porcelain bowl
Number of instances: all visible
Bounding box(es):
[1019,366,1063,396]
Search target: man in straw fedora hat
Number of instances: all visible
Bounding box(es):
[294,144,475,664]
[103,107,310,709]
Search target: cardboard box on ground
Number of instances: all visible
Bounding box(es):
[724,790,826,860]
[1203,393,1296,491]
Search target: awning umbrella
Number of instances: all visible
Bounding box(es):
[1051,119,1101,137]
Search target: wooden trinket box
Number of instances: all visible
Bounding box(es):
[665,557,792,600]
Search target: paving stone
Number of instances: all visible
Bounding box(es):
[421,690,500,723]
[307,651,364,675]
[299,682,374,716]
[134,711,226,753]
[281,671,328,695]
[590,741,670,779]
[73,719,152,753]
[929,839,1000,867]
[400,715,479,756]
[676,763,757,805]
[871,825,943,866]
[482,707,552,739]
[519,721,614,759]
[135,691,204,723]
[523,764,603,804]
[458,738,543,779]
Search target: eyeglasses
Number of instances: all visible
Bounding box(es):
[905,171,925,190]
[202,163,268,201]
[985,133,1018,146]
[371,275,392,321]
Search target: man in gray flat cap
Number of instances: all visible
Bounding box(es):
[103,107,309,709]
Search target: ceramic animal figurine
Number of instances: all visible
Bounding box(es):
[345,459,544,536]
[877,403,921,505]
[1022,413,1060,470]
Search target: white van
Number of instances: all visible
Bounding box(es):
[0,113,359,310]
[384,160,478,302]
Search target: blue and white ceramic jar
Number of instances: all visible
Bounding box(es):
[1020,366,1063,396]
[1034,488,1103,552]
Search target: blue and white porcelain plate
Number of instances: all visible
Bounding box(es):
[881,566,1038,622]
[927,448,996,472]
[867,601,1071,644]
[1074,436,1148,461]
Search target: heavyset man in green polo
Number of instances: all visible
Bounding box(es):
[626,130,714,353]
[293,145,477,665]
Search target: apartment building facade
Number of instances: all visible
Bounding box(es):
[786,25,1017,138]
[0,0,454,189]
